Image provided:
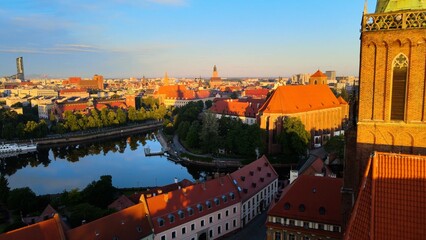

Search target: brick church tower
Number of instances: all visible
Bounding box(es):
[342,1,426,226]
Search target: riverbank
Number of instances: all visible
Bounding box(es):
[5,121,163,148]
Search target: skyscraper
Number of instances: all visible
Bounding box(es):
[16,57,24,81]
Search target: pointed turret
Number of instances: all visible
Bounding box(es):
[163,72,169,86]
[212,65,219,78]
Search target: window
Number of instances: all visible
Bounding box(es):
[233,207,237,214]
[391,53,408,120]
[158,218,165,227]
[318,224,324,230]
[289,220,295,226]
[218,213,221,220]
[222,195,228,203]
[214,197,220,206]
[172,231,176,239]
[168,214,175,223]
[187,207,194,216]
[182,227,186,235]
[218,226,221,234]
[201,219,205,227]
[230,192,235,200]
[161,236,166,240]
[303,221,309,229]
[191,223,195,231]
[319,207,326,215]
[178,210,185,219]
[274,232,281,240]
[289,234,295,240]
[226,223,229,231]
[209,216,213,223]
[304,237,310,240]
[333,226,340,232]
[209,230,213,238]
[206,201,212,209]
[197,203,203,212]
[233,219,237,227]
[226,210,229,217]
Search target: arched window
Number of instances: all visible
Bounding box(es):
[391,53,408,121]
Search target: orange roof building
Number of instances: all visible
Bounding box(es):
[266,175,343,240]
[309,70,327,85]
[155,84,213,108]
[230,155,279,226]
[66,202,153,240]
[0,214,66,240]
[209,98,265,125]
[257,85,349,154]
[344,152,426,239]
[210,65,222,89]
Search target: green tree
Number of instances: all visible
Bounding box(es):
[324,135,345,160]
[339,87,349,102]
[199,113,219,153]
[177,121,190,140]
[0,175,10,204]
[81,175,117,208]
[205,100,213,109]
[186,121,201,148]
[116,108,127,125]
[278,117,310,159]
[7,187,37,215]
[128,107,138,122]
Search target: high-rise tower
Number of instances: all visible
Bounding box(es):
[210,65,222,88]
[16,57,24,81]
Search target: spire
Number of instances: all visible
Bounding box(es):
[213,65,217,72]
[163,72,169,86]
[363,0,368,14]
[212,65,219,78]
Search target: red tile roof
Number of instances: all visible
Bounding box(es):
[243,88,269,99]
[230,155,278,202]
[268,175,343,225]
[258,85,343,114]
[0,214,66,240]
[66,203,152,240]
[345,152,426,240]
[157,85,211,100]
[300,158,332,177]
[311,70,327,78]
[108,195,135,211]
[145,176,241,233]
[23,205,58,225]
[209,98,265,118]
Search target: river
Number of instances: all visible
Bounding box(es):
[1,131,212,195]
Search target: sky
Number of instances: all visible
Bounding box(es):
[0,0,377,78]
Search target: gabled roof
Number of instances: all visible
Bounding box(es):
[0,214,66,240]
[258,85,342,114]
[268,175,342,225]
[337,96,348,105]
[146,175,241,233]
[209,98,265,118]
[108,195,135,211]
[230,155,278,202]
[23,204,58,225]
[310,70,327,78]
[156,85,211,100]
[243,88,269,99]
[345,152,426,240]
[66,203,153,240]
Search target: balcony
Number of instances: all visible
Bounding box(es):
[362,10,426,32]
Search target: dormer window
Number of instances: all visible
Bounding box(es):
[319,207,326,215]
[158,218,165,227]
[257,166,261,171]
[214,197,220,206]
[230,192,235,200]
[241,176,245,181]
[284,202,291,210]
[299,204,306,212]
[197,204,203,212]
[178,210,185,219]
[222,195,227,203]
[206,200,212,209]
[187,207,194,216]
[250,171,254,176]
[168,214,175,223]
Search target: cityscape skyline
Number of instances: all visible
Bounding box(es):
[0,0,375,78]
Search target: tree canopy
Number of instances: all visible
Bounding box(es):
[278,117,310,159]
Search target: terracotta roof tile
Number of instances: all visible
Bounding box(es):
[345,152,426,240]
[258,85,342,114]
[311,70,327,78]
[66,203,152,240]
[146,176,241,233]
[268,175,343,225]
[157,85,211,100]
[108,195,135,211]
[0,214,66,240]
[209,98,265,118]
[230,155,278,202]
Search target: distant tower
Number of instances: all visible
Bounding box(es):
[163,72,170,86]
[210,65,222,88]
[93,74,104,90]
[309,70,327,85]
[16,57,24,81]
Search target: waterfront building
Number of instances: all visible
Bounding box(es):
[257,84,349,154]
[145,175,242,240]
[266,175,343,240]
[209,98,265,125]
[230,155,279,227]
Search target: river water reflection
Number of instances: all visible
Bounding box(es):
[2,132,209,195]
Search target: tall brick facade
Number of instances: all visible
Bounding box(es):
[343,5,426,226]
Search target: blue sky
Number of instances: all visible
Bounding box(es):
[0,0,376,78]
